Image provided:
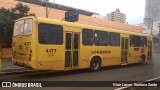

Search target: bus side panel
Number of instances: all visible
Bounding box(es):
[37,45,65,70]
[130,47,141,63]
[80,46,121,68]
[102,47,121,66]
[36,23,65,70]
[128,47,135,64]
[79,46,95,68]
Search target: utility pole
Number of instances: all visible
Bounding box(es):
[46,0,49,18]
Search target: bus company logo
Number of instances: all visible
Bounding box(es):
[2,82,11,87]
[92,50,111,54]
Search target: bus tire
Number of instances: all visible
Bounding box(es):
[90,57,101,71]
[139,55,145,64]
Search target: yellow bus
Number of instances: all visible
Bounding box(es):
[12,16,153,71]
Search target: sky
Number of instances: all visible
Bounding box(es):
[49,0,145,25]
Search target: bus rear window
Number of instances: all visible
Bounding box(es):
[13,19,32,36]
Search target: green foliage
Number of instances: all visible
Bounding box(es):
[0,2,35,47]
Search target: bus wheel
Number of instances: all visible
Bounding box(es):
[90,57,101,71]
[139,55,145,64]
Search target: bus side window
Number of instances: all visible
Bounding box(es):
[94,30,108,46]
[109,32,120,46]
[82,29,93,45]
[130,35,141,47]
[38,23,63,45]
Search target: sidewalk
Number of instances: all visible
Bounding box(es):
[1,59,35,74]
[1,59,23,70]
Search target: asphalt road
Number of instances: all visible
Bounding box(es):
[0,52,160,90]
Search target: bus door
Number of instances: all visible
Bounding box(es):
[148,41,152,60]
[121,38,129,65]
[65,32,79,69]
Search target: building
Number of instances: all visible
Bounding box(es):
[144,0,160,29]
[0,0,143,33]
[143,0,160,37]
[106,8,126,23]
[139,21,160,35]
[153,21,160,35]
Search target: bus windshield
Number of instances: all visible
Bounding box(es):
[13,19,32,36]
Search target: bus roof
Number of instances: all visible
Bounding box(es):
[16,16,152,37]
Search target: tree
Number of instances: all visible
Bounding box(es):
[0,2,35,47]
